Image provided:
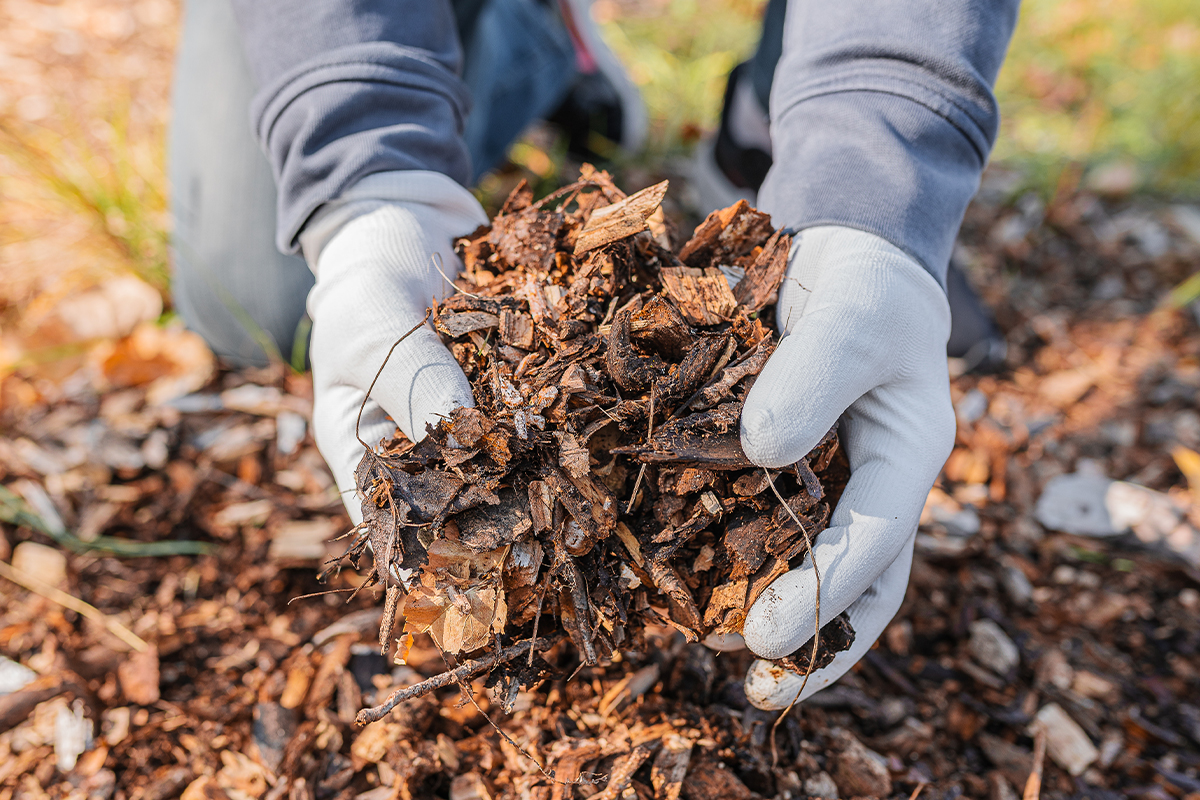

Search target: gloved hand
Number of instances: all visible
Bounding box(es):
[738,226,956,709]
[302,171,488,525]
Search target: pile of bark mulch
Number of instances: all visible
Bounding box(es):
[1,169,1199,800]
[346,167,851,718]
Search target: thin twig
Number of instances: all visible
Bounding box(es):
[764,468,822,765]
[531,179,602,211]
[356,310,432,449]
[0,560,148,652]
[435,644,597,787]
[356,635,559,725]
[1023,727,1047,800]
[625,387,655,514]
[908,782,928,800]
[527,549,549,667]
[430,252,485,300]
[287,587,358,603]
[379,584,402,657]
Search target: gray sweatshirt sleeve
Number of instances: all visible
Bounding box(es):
[231,0,472,254]
[758,0,1020,287]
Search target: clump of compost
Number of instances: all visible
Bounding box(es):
[343,167,852,719]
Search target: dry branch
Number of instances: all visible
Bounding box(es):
[356,635,560,726]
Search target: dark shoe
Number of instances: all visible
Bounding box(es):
[946,259,1007,373]
[690,62,768,214]
[549,0,647,161]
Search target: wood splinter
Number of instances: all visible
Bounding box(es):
[355,635,561,726]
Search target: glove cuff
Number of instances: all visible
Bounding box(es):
[299,170,487,269]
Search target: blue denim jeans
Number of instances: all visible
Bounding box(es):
[169,0,576,366]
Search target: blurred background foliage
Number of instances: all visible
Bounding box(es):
[598,0,1200,198]
[1,0,1198,379]
[994,0,1200,198]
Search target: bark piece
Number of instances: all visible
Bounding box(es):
[651,734,694,800]
[435,311,499,339]
[702,579,747,628]
[659,267,738,326]
[1029,703,1099,776]
[678,199,774,270]
[499,309,535,350]
[454,489,533,551]
[613,403,751,469]
[574,180,669,255]
[598,663,660,718]
[250,702,296,773]
[693,338,775,410]
[629,295,694,360]
[734,229,791,312]
[118,645,160,706]
[968,618,1020,677]
[557,432,591,479]
[593,741,658,800]
[656,333,731,403]
[489,186,563,271]
[606,306,668,392]
[680,761,755,800]
[831,730,892,798]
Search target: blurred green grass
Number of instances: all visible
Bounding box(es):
[994,0,1200,198]
[596,0,762,163]
[600,0,1200,199]
[1,104,171,296]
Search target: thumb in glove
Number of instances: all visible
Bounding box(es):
[302,171,488,525]
[738,226,956,709]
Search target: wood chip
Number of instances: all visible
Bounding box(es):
[436,311,500,339]
[659,266,738,326]
[499,309,535,349]
[573,180,669,254]
[1028,703,1099,776]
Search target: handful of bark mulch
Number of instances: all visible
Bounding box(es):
[346,167,852,717]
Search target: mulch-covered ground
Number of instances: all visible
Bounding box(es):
[1,172,1199,800]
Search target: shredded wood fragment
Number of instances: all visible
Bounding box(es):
[356,635,560,725]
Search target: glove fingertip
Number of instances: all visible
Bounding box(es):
[744,659,804,710]
[404,369,475,443]
[739,400,788,467]
[739,371,824,468]
[741,583,801,660]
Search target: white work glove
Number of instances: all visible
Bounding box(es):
[302,171,488,524]
[738,226,956,709]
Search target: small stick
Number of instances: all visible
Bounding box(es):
[1023,727,1047,800]
[430,252,485,300]
[379,585,402,657]
[356,311,432,449]
[908,783,928,800]
[0,560,148,652]
[764,468,821,765]
[356,635,559,726]
[625,388,655,514]
[434,645,594,787]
